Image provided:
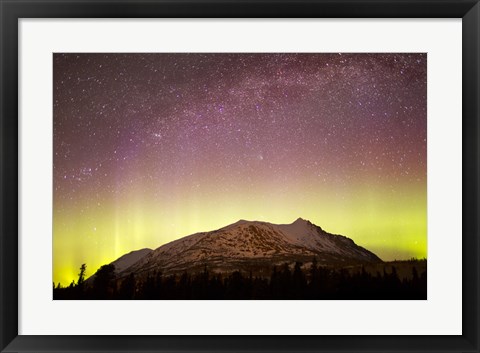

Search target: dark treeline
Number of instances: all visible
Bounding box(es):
[53,259,427,300]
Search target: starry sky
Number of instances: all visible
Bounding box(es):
[53,53,427,285]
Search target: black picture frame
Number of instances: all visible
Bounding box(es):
[1,1,478,352]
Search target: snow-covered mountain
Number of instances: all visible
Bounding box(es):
[85,248,153,285]
[115,218,381,278]
[110,248,153,274]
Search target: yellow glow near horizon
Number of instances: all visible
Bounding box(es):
[53,180,426,285]
[53,53,427,286]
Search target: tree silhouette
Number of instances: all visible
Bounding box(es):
[118,273,136,299]
[93,264,116,299]
[76,264,87,295]
[292,262,306,298]
[54,259,428,300]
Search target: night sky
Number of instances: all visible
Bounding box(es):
[53,53,427,285]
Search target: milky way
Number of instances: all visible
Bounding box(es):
[53,53,427,284]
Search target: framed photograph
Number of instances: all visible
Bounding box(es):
[1,0,478,352]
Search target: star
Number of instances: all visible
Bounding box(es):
[52,53,427,285]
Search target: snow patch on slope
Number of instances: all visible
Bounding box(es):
[117,218,381,277]
[111,248,153,273]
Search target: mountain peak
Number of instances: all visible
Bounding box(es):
[112,218,382,277]
[293,217,310,225]
[230,219,250,227]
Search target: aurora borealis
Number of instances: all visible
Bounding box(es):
[53,53,427,286]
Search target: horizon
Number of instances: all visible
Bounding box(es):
[53,53,427,286]
[55,216,426,286]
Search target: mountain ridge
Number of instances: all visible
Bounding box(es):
[103,218,382,279]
